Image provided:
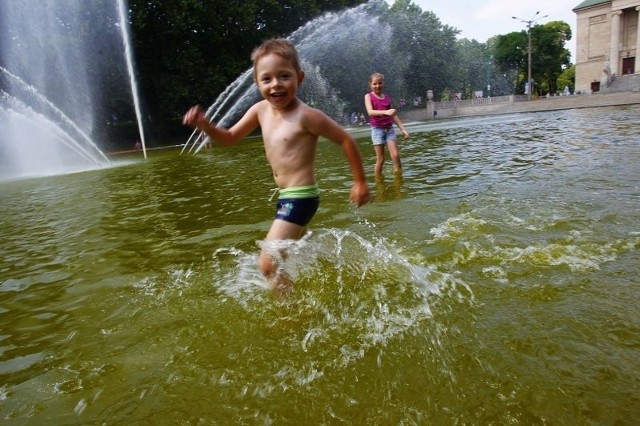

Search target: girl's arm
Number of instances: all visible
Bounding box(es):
[364,93,396,117]
[393,114,409,139]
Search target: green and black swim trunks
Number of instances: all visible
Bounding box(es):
[273,184,320,226]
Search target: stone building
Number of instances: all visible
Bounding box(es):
[573,0,640,92]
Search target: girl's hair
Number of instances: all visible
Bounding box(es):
[251,38,302,79]
[369,72,385,82]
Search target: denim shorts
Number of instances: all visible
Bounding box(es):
[371,126,396,145]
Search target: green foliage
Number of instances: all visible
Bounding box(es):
[557,65,575,92]
[385,0,459,102]
[493,32,528,75]
[127,0,366,138]
[453,39,490,98]
[532,21,572,94]
[101,0,575,138]
[492,20,572,96]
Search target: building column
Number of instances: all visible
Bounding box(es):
[636,7,640,73]
[610,11,622,75]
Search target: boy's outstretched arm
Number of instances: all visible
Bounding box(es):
[182,105,258,147]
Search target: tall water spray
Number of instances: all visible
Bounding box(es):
[0,0,144,179]
[185,1,401,154]
[117,0,147,160]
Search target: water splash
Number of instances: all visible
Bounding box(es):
[123,227,471,398]
[209,228,471,349]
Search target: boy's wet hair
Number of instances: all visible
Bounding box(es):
[251,38,302,80]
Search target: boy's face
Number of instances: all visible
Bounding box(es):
[370,77,384,95]
[254,53,304,110]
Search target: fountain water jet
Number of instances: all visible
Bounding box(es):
[117,0,148,160]
[0,68,111,179]
[0,0,146,179]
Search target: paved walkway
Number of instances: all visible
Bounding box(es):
[403,91,640,121]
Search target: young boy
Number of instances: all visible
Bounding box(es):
[182,38,370,295]
[364,72,409,176]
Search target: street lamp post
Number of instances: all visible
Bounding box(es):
[513,11,548,101]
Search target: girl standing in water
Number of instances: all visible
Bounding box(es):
[364,72,409,176]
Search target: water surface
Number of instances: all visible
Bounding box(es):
[1,106,639,424]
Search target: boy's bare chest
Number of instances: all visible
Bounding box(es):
[261,116,306,148]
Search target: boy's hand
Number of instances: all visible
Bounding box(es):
[350,182,371,207]
[182,105,207,130]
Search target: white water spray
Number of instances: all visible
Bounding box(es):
[117,0,147,159]
[0,0,147,179]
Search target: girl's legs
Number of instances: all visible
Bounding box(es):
[374,144,386,176]
[387,140,402,172]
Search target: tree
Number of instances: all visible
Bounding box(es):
[493,20,572,96]
[493,31,528,94]
[531,21,572,95]
[127,0,366,140]
[557,64,575,93]
[385,0,459,102]
[453,39,490,99]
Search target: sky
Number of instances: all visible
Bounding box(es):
[408,0,578,61]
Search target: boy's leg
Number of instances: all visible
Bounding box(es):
[259,219,305,295]
[387,140,402,172]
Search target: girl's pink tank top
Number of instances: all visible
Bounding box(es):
[369,92,394,129]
